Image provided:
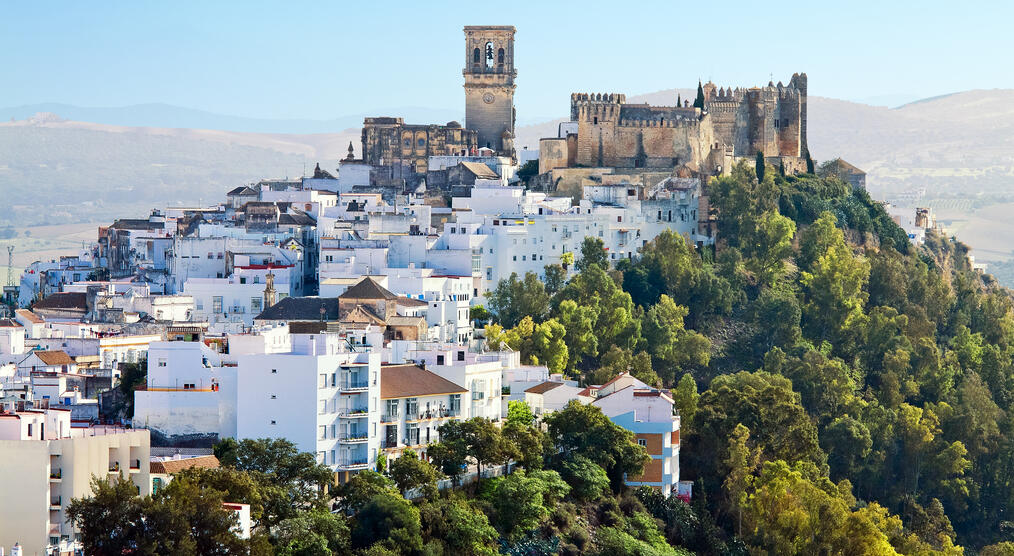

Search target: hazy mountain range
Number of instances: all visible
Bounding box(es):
[2,89,1013,260]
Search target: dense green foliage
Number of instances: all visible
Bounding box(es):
[71,160,1014,554]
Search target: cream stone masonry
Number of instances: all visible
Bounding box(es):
[463,25,517,157]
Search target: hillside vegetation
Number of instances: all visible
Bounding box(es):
[70,161,1014,554]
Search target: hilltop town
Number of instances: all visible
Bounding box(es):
[1,25,999,556]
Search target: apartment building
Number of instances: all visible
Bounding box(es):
[379,364,467,460]
[591,373,681,496]
[0,400,150,556]
[234,332,382,482]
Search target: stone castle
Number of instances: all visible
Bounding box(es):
[541,75,809,177]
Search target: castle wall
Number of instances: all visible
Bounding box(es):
[539,138,569,174]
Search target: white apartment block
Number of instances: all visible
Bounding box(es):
[0,402,150,556]
[133,341,237,442]
[234,332,382,480]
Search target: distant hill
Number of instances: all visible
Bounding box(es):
[0,103,464,134]
[3,90,1013,262]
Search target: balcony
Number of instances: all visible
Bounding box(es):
[49,469,62,482]
[338,408,369,418]
[49,524,61,536]
[381,439,399,449]
[339,380,369,393]
[129,459,141,472]
[49,497,62,510]
[108,462,120,473]
[381,413,399,423]
[336,458,370,470]
[338,432,369,443]
[409,408,460,421]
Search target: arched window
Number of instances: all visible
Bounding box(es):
[484,42,494,69]
[417,138,425,147]
[497,48,505,65]
[473,48,480,64]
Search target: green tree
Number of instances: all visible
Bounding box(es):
[742,211,796,285]
[146,474,247,556]
[577,236,609,272]
[334,470,398,514]
[507,400,536,428]
[487,271,550,328]
[419,497,500,556]
[555,298,599,370]
[800,214,870,345]
[755,150,765,182]
[66,475,147,556]
[724,424,760,536]
[671,373,699,427]
[544,400,649,488]
[388,449,439,495]
[273,509,350,556]
[641,294,710,383]
[543,263,567,295]
[557,455,610,501]
[484,469,569,540]
[351,492,423,553]
[693,80,705,109]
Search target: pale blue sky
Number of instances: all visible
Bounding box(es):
[1,0,1011,121]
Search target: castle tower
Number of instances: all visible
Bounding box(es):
[463,25,516,156]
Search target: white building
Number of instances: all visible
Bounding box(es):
[234,332,382,482]
[133,341,237,442]
[0,401,151,556]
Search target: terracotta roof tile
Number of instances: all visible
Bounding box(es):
[339,277,398,300]
[525,381,564,395]
[381,364,466,399]
[34,350,75,366]
[150,455,220,475]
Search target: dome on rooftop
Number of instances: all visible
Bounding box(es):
[446,121,462,128]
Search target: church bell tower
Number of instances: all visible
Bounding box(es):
[463,25,516,157]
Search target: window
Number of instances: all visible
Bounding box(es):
[27,423,32,437]
[251,297,262,312]
[270,394,276,399]
[386,399,399,418]
[457,350,465,361]
[270,420,277,425]
[320,425,327,439]
[638,438,647,447]
[319,400,327,415]
[320,374,327,388]
[271,369,277,374]
[473,47,480,64]
[472,379,486,401]
[407,423,420,445]
[497,47,505,64]
[437,354,445,365]
[417,138,425,147]
[157,358,166,367]
[406,398,418,417]
[450,394,461,414]
[212,296,223,314]
[484,41,494,69]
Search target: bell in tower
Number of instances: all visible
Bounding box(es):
[462,26,517,155]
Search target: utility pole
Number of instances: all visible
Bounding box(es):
[6,246,13,286]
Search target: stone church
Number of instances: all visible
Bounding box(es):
[360,26,517,184]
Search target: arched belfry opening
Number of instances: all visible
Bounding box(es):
[464,26,517,157]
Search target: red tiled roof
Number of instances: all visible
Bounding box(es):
[34,350,75,366]
[525,381,563,395]
[380,364,466,399]
[16,309,43,324]
[150,455,220,475]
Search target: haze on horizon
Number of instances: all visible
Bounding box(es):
[2,0,1012,124]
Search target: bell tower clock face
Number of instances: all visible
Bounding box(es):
[482,93,495,104]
